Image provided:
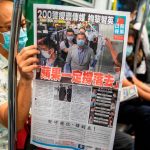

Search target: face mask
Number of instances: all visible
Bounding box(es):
[41,50,50,59]
[86,29,91,32]
[126,45,133,57]
[77,39,85,47]
[0,28,28,52]
[67,36,74,41]
[93,26,97,30]
[18,28,28,51]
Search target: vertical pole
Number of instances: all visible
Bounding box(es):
[8,0,24,150]
[133,0,149,74]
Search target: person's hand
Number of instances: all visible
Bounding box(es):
[16,45,40,81]
[105,38,113,50]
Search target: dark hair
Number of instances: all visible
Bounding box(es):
[66,28,74,34]
[118,0,137,13]
[43,37,57,51]
[77,32,86,39]
[79,27,85,31]
[128,28,137,39]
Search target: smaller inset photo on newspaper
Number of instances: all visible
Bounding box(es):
[108,90,117,128]
[88,87,118,127]
[53,83,72,102]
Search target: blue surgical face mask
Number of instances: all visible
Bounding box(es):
[67,36,74,41]
[126,45,133,57]
[77,39,85,47]
[86,29,91,32]
[0,28,28,52]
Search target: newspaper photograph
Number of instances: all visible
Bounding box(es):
[31,4,130,150]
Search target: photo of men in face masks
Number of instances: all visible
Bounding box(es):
[64,32,94,72]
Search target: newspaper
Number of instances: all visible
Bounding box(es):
[31,4,130,150]
[120,85,138,102]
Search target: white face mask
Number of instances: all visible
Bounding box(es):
[41,50,50,59]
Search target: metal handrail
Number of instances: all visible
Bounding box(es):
[133,0,150,74]
[8,0,25,150]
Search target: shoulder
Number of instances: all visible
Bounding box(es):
[86,46,93,53]
[60,41,66,49]
[70,44,78,52]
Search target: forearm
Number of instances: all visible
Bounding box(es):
[0,103,8,127]
[132,75,150,93]
[17,78,32,131]
[122,78,133,87]
[123,77,150,101]
[137,86,150,101]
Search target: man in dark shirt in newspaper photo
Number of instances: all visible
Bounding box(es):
[38,37,61,67]
[36,36,64,79]
[64,32,94,73]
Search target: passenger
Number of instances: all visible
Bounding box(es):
[118,0,150,82]
[117,28,150,150]
[105,27,150,150]
[0,0,39,149]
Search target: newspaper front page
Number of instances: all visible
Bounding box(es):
[31,4,130,150]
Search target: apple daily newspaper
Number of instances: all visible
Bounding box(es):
[31,4,130,150]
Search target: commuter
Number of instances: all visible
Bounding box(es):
[117,28,150,150]
[0,0,39,149]
[118,0,150,82]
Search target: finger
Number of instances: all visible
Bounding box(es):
[18,57,39,69]
[19,45,37,55]
[20,49,40,60]
[21,65,39,73]
[19,57,39,69]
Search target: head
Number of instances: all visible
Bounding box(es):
[76,33,86,47]
[0,0,28,59]
[118,0,137,22]
[86,25,91,32]
[66,28,74,42]
[40,37,56,59]
[79,28,86,34]
[91,98,96,102]
[126,28,137,57]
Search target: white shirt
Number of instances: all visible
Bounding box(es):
[0,54,8,150]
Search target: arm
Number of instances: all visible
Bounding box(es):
[105,38,121,67]
[0,45,39,130]
[132,75,150,93]
[60,41,69,53]
[123,77,150,101]
[64,48,72,73]
[65,48,72,64]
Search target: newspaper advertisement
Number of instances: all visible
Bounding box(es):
[31,4,130,150]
